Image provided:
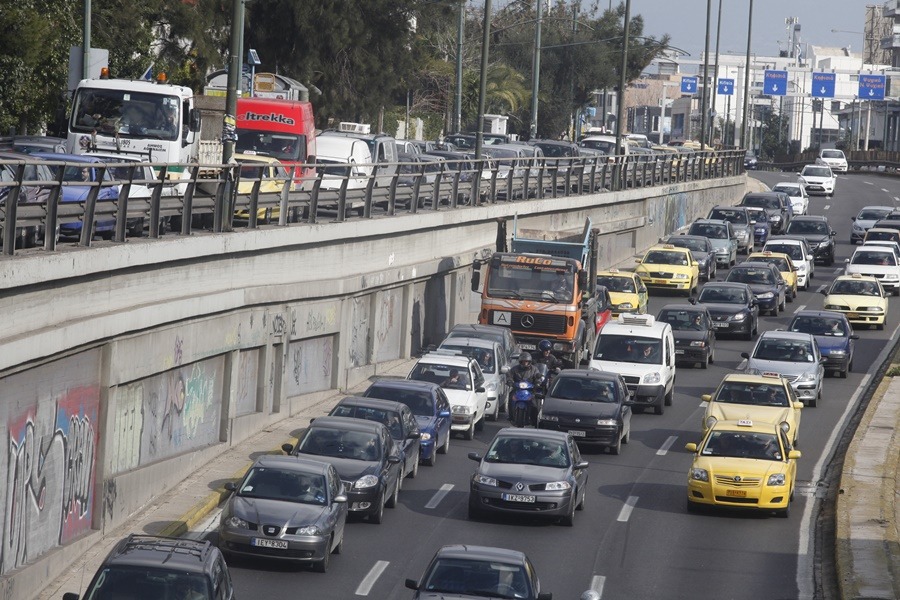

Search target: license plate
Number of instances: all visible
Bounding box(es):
[712,322,729,328]
[675,349,685,355]
[651,279,666,285]
[519,343,536,350]
[252,538,288,549]
[725,489,747,498]
[568,430,586,437]
[501,493,536,503]
[847,313,859,319]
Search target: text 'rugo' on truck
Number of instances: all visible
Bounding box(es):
[471,218,601,367]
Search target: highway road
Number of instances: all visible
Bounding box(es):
[206,170,900,599]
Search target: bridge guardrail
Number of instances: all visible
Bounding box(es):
[0,150,745,257]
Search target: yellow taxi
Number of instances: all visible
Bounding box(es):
[823,273,889,330]
[685,418,801,517]
[233,153,292,223]
[634,244,699,296]
[596,269,648,317]
[701,373,803,446]
[747,251,798,301]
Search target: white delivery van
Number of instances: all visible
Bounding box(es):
[589,314,676,415]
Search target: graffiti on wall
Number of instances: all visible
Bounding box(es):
[235,349,259,417]
[374,289,402,363]
[348,296,370,368]
[2,387,99,575]
[664,191,690,232]
[286,336,335,398]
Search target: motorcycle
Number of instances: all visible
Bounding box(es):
[510,363,548,428]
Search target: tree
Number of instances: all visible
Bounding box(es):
[758,109,789,161]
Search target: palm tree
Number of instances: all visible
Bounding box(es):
[460,63,529,131]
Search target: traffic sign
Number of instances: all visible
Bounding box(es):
[811,73,836,98]
[717,78,734,95]
[763,70,788,96]
[681,76,698,94]
[859,74,886,100]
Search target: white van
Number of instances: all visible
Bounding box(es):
[313,135,373,190]
[589,314,676,415]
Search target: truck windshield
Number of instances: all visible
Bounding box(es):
[236,131,307,162]
[487,264,575,303]
[71,88,181,141]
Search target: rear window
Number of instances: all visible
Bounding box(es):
[330,405,403,439]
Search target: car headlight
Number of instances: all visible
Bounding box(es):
[419,432,432,441]
[769,215,782,222]
[474,474,497,487]
[796,372,816,383]
[542,414,558,422]
[452,404,472,414]
[828,350,846,357]
[690,340,706,347]
[736,231,749,240]
[617,302,634,310]
[296,525,321,536]
[852,223,864,232]
[597,418,618,426]
[354,474,380,489]
[642,372,661,384]
[226,516,249,529]
[884,274,899,281]
[756,227,767,233]
[767,473,787,486]
[544,481,572,491]
[867,306,884,312]
[756,292,774,299]
[730,313,747,321]
[824,304,841,310]
[484,381,497,392]
[674,273,688,279]
[690,468,709,482]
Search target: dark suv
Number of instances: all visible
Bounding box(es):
[739,191,792,234]
[63,535,234,600]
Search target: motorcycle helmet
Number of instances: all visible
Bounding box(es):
[538,339,553,353]
[518,352,533,364]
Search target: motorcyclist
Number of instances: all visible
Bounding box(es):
[535,340,563,373]
[506,352,543,426]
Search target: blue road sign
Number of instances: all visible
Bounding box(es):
[811,73,836,98]
[859,74,886,100]
[763,70,788,96]
[717,78,734,95]
[681,76,698,94]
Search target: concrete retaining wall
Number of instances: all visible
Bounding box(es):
[0,175,745,600]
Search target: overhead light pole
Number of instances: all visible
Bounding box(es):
[699,0,712,149]
[709,0,723,147]
[475,0,492,158]
[614,0,631,156]
[528,0,543,139]
[454,0,464,133]
[740,0,754,149]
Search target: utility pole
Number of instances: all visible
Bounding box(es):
[475,0,492,158]
[740,0,754,149]
[82,0,91,79]
[614,0,631,155]
[454,0,464,133]
[528,0,543,139]
[221,0,245,232]
[709,0,723,147]
[699,0,711,148]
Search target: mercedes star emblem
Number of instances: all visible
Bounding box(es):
[520,314,535,328]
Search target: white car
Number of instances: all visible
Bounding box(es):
[817,148,848,173]
[406,353,488,440]
[798,164,836,197]
[851,206,894,244]
[844,246,900,296]
[772,182,809,216]
[435,338,508,420]
[763,238,815,290]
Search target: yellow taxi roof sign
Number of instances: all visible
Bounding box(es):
[737,418,753,427]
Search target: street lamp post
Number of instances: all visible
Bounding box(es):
[454,0,464,133]
[614,0,631,156]
[528,0,543,139]
[740,0,754,149]
[709,0,723,147]
[699,0,712,149]
[475,0,492,158]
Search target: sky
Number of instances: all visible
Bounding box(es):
[636,0,874,61]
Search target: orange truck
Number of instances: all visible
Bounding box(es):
[471,218,600,366]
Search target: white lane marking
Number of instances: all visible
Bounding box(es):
[617,496,638,522]
[823,204,830,210]
[793,304,807,314]
[425,484,454,509]
[882,188,890,193]
[656,435,678,456]
[815,284,827,294]
[590,575,606,597]
[894,196,900,203]
[864,181,874,185]
[356,560,390,596]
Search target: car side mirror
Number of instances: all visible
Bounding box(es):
[224,481,237,492]
[830,231,836,236]
[501,365,509,374]
[635,258,642,264]
[475,386,485,393]
[750,299,758,307]
[467,452,482,462]
[793,401,805,410]
[819,357,827,364]
[701,394,712,402]
[281,443,295,454]
[740,352,750,359]
[438,410,451,418]
[819,289,827,295]
[405,579,420,591]
[685,442,698,453]
[573,460,590,470]
[334,494,348,503]
[471,270,481,292]
[850,334,860,340]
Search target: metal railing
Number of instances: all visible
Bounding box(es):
[0,150,745,256]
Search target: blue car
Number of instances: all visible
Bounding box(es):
[31,152,119,239]
[788,310,858,379]
[362,379,451,466]
[746,206,771,246]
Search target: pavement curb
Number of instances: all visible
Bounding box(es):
[835,372,900,600]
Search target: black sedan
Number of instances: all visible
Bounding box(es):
[283,416,403,524]
[467,428,589,526]
[328,396,421,480]
[784,216,837,265]
[537,369,632,454]
[218,455,347,572]
[657,303,716,368]
[694,281,760,340]
[664,234,716,281]
[725,261,787,315]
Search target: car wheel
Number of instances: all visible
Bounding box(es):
[332,532,343,555]
[840,365,849,379]
[560,494,577,526]
[743,326,754,341]
[386,476,400,508]
[313,538,331,573]
[622,424,630,444]
[701,351,709,369]
[609,434,622,455]
[424,446,437,467]
[775,499,791,519]
[664,387,673,406]
[877,322,885,330]
[577,485,587,510]
[439,431,450,454]
[407,452,419,478]
[475,414,485,432]
[464,419,476,440]
[779,296,786,312]
[686,498,699,513]
[654,399,664,415]
[369,491,385,524]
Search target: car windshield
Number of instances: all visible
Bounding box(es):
[297,428,381,461]
[549,377,617,402]
[859,209,891,220]
[698,286,747,304]
[485,436,570,467]
[709,209,747,225]
[830,279,881,296]
[238,467,328,505]
[802,166,832,178]
[727,268,775,285]
[364,386,435,417]
[851,250,896,266]
[753,339,814,362]
[788,220,829,235]
[83,567,211,600]
[643,250,689,265]
[594,334,661,364]
[330,405,403,439]
[440,345,497,374]
[715,382,789,407]
[409,362,473,391]
[658,309,707,331]
[597,275,635,293]
[422,557,532,599]
[866,231,899,242]
[765,244,801,260]
[790,316,847,337]
[742,195,778,209]
[701,431,783,461]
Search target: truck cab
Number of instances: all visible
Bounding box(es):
[589,314,676,415]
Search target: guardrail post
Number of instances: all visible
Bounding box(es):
[278,172,290,226]
[1,163,25,256]
[247,166,262,228]
[78,166,106,247]
[336,166,351,222]
[433,164,445,209]
[42,165,64,252]
[113,164,134,243]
